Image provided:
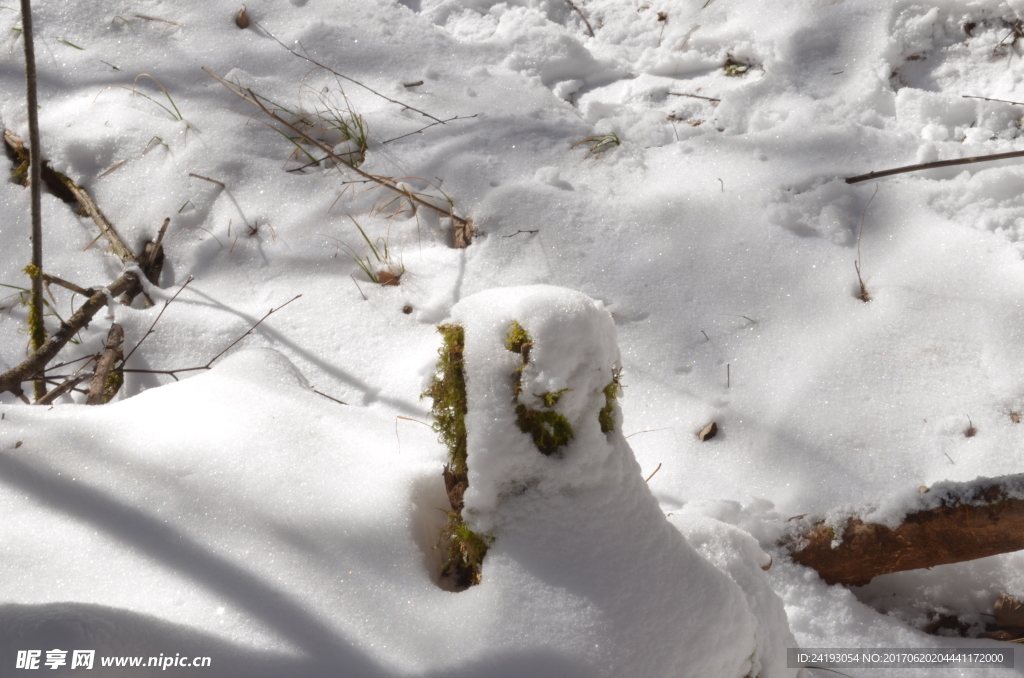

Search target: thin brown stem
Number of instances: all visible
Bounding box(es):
[962,94,1024,106]
[204,295,301,367]
[565,0,595,37]
[668,91,721,103]
[847,150,1024,184]
[117,294,302,381]
[855,184,878,302]
[381,115,478,145]
[20,0,44,400]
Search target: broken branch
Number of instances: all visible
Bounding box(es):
[0,270,141,397]
[86,323,124,405]
[35,373,91,406]
[42,272,93,297]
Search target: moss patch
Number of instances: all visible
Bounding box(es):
[515,404,574,456]
[426,324,468,476]
[506,320,574,456]
[540,388,570,408]
[440,514,493,589]
[724,58,751,76]
[598,371,621,434]
[505,320,531,354]
[425,324,489,590]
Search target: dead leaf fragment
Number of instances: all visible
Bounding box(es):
[14,441,22,449]
[235,6,250,28]
[995,593,1024,628]
[1012,412,1020,423]
[698,421,717,441]
[377,270,400,286]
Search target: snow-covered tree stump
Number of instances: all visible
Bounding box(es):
[427,286,798,678]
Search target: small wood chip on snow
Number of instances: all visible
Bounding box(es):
[698,421,717,441]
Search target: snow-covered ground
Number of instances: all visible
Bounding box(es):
[4,0,1024,674]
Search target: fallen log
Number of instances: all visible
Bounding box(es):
[786,474,1024,586]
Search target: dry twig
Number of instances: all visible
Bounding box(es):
[668,91,721,103]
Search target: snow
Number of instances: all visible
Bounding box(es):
[3,0,1024,674]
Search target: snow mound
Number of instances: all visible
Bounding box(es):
[448,286,797,678]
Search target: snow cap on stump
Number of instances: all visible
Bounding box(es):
[445,286,797,678]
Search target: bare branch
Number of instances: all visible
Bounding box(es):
[668,91,721,103]
[204,294,302,367]
[35,373,91,405]
[188,172,225,188]
[120,293,302,382]
[962,94,1024,106]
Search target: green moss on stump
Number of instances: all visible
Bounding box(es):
[441,515,494,589]
[426,324,468,476]
[516,404,574,456]
[506,320,575,455]
[425,324,490,590]
[599,372,621,434]
[505,320,532,354]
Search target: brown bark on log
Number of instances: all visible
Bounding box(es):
[86,323,124,405]
[788,474,1024,586]
[0,271,140,397]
